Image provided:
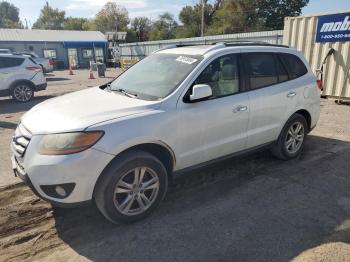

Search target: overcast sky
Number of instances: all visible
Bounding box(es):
[6,0,350,28]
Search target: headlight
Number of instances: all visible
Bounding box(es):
[38,131,104,155]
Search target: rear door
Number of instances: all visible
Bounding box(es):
[242,52,296,148]
[0,56,25,91]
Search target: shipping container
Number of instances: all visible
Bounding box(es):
[283,10,350,99]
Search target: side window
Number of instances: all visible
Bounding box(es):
[194,54,240,99]
[0,57,24,68]
[244,53,278,90]
[280,53,308,79]
[275,55,288,82]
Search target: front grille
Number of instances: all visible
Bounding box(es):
[11,123,32,158]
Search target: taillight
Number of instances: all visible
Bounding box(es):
[26,66,42,72]
[316,80,323,91]
[49,59,54,65]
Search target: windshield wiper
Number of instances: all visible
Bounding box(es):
[115,88,138,98]
[106,84,138,98]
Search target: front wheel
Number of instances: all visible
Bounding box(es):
[271,113,308,160]
[94,150,168,224]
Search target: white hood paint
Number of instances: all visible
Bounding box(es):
[22,87,160,134]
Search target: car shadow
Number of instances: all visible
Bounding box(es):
[46,77,71,82]
[0,95,55,115]
[52,135,350,261]
[0,121,17,129]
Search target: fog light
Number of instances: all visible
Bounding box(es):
[55,185,67,197]
[40,183,75,199]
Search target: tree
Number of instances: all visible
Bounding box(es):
[207,0,261,35]
[0,1,23,28]
[149,13,178,40]
[131,17,152,41]
[82,19,97,31]
[94,2,129,33]
[256,0,309,30]
[64,17,88,30]
[32,4,65,30]
[176,5,205,38]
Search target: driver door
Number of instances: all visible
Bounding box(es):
[176,54,250,169]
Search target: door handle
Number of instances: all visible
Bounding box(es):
[287,91,297,98]
[233,105,248,113]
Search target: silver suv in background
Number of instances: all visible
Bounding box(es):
[14,52,54,73]
[0,54,47,102]
[11,43,320,223]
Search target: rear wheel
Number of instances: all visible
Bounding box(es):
[271,113,308,160]
[94,150,168,224]
[11,83,34,102]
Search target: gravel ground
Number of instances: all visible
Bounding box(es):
[0,74,350,261]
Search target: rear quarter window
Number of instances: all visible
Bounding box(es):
[279,53,308,79]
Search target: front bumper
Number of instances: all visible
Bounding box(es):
[11,135,114,206]
[35,83,47,91]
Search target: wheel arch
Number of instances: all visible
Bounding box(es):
[10,79,36,91]
[294,109,312,132]
[93,141,176,197]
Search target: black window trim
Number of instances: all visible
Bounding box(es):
[183,53,245,103]
[273,53,290,84]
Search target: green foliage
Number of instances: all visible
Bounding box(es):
[0,1,23,28]
[32,5,65,30]
[131,17,152,41]
[256,0,309,30]
[64,17,88,30]
[94,2,129,33]
[207,0,261,35]
[149,13,178,41]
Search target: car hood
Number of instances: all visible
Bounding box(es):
[22,87,161,134]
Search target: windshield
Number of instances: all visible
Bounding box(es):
[108,53,202,100]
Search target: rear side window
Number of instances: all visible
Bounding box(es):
[244,53,278,90]
[0,57,25,68]
[279,53,308,79]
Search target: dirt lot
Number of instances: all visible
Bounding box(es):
[1,73,350,261]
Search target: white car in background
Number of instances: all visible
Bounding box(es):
[14,52,54,73]
[11,43,320,223]
[0,54,47,102]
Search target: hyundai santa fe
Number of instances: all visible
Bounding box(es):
[11,43,320,223]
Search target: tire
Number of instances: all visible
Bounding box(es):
[94,150,168,224]
[11,83,34,102]
[271,113,308,160]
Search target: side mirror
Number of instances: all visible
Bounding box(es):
[189,84,212,102]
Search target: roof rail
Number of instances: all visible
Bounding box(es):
[219,41,289,48]
[153,41,288,54]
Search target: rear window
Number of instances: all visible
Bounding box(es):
[244,53,278,90]
[0,57,25,68]
[279,53,308,79]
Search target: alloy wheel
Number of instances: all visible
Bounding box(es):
[114,167,160,216]
[13,85,33,102]
[285,121,305,154]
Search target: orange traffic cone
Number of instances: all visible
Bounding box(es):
[88,67,95,79]
[69,65,74,75]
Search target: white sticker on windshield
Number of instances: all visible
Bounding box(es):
[176,56,197,64]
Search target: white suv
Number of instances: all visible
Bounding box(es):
[11,43,320,223]
[0,54,47,102]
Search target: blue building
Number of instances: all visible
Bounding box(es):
[0,29,107,69]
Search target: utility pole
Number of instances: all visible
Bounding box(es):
[201,0,205,36]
